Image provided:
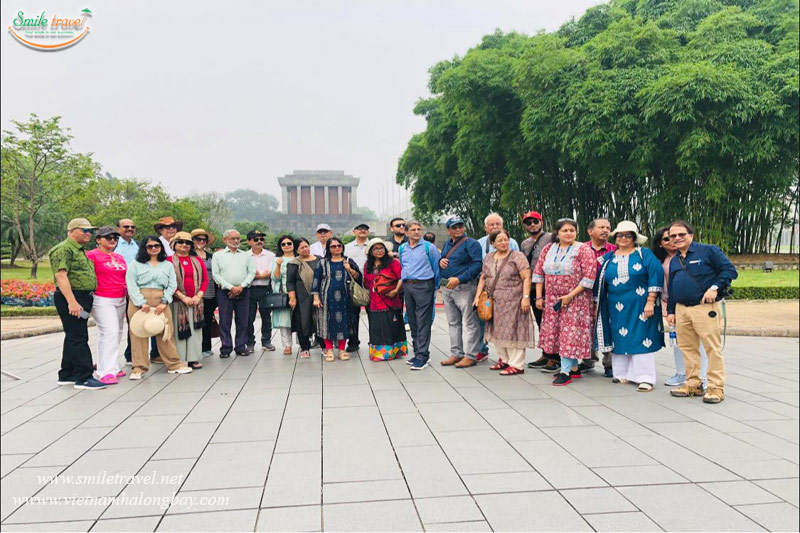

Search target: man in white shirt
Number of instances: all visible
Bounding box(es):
[246,230,276,352]
[309,223,332,257]
[343,223,370,353]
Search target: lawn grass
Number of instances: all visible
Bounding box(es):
[0,260,53,281]
[732,269,799,288]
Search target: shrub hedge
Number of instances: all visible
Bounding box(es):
[727,287,799,300]
[1,306,58,317]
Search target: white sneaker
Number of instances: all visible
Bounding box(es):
[404,323,411,331]
[129,372,143,380]
[168,366,193,374]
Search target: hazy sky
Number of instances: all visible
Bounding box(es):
[1,0,601,215]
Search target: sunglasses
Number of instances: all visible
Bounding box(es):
[393,223,406,228]
[671,232,688,239]
[100,235,119,241]
[78,228,95,234]
[329,244,343,249]
[281,241,294,247]
[193,236,208,242]
[661,235,672,242]
[165,224,179,230]
[251,237,265,242]
[317,229,331,234]
[121,225,136,230]
[523,219,541,226]
[616,233,635,240]
[174,240,193,246]
[146,243,162,250]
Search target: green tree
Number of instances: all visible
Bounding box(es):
[225,189,279,222]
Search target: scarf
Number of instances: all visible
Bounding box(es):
[172,255,205,340]
[292,256,316,293]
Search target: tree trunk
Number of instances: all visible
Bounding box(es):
[9,240,22,266]
[30,259,38,279]
[27,211,38,279]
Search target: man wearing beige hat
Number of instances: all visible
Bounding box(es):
[49,218,106,390]
[154,216,183,257]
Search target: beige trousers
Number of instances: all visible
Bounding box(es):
[128,288,186,374]
[497,346,526,370]
[676,302,725,390]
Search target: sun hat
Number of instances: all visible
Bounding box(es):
[153,216,184,232]
[365,237,391,256]
[129,307,170,339]
[67,218,96,231]
[190,228,215,246]
[609,221,648,246]
[169,231,194,247]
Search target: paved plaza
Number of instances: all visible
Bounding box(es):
[1,315,798,532]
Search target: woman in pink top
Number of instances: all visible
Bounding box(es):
[168,232,209,368]
[87,226,129,384]
[363,239,407,361]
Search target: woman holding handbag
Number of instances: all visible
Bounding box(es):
[312,237,364,362]
[363,239,407,361]
[473,229,534,375]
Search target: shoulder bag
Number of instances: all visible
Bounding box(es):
[346,262,370,307]
[263,266,289,309]
[476,252,513,322]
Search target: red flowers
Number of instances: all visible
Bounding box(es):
[0,279,56,307]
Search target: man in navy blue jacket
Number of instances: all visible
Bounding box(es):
[439,216,484,368]
[666,220,737,404]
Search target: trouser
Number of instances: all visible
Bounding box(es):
[298,334,312,351]
[90,295,126,378]
[497,346,526,370]
[171,303,202,363]
[247,285,273,346]
[403,280,435,362]
[612,352,656,385]
[676,302,725,390]
[124,295,132,362]
[128,289,186,374]
[150,337,160,359]
[279,327,293,348]
[348,307,361,349]
[54,289,95,383]
[324,339,347,351]
[478,319,489,355]
[201,296,218,352]
[561,356,580,374]
[218,288,250,354]
[673,345,708,384]
[442,280,481,360]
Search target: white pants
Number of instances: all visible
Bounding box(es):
[279,327,293,348]
[496,346,526,370]
[612,352,656,385]
[91,295,126,378]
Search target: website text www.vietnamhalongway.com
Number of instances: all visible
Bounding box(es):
[11,471,230,510]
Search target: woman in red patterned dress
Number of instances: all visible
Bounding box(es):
[533,219,597,386]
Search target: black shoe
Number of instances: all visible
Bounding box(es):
[540,361,560,373]
[552,373,573,386]
[346,345,359,353]
[220,352,231,359]
[569,369,583,380]
[245,343,256,354]
[604,367,613,378]
[236,350,249,356]
[528,356,549,368]
[263,343,276,351]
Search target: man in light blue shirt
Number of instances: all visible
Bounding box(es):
[114,218,139,265]
[212,229,256,357]
[399,221,441,370]
[476,212,519,258]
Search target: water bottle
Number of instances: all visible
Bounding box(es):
[668,325,677,348]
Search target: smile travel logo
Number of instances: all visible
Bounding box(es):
[8,8,91,50]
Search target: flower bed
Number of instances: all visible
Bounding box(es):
[0,279,56,307]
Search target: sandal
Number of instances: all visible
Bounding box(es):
[188,362,203,369]
[637,383,653,392]
[324,350,335,362]
[299,350,311,359]
[499,366,524,376]
[490,361,509,371]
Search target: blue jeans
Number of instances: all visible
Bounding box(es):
[561,357,580,374]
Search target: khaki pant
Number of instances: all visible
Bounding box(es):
[128,288,187,374]
[497,346,526,370]
[676,302,725,390]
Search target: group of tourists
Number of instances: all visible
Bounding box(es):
[50,209,736,405]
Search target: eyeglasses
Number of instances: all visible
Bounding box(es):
[280,241,294,247]
[329,244,343,249]
[616,233,635,240]
[146,244,162,250]
[228,237,241,241]
[251,237,265,242]
[671,232,688,239]
[121,225,136,230]
[193,236,208,242]
[101,235,119,241]
[175,240,193,246]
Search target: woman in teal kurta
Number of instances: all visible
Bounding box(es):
[272,235,295,355]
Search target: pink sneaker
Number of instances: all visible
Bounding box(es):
[116,370,126,378]
[99,374,118,385]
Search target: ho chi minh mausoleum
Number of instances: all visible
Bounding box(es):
[265,170,373,236]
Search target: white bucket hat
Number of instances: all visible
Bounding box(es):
[365,237,392,256]
[610,221,648,246]
[129,307,171,340]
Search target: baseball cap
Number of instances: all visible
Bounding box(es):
[67,218,96,231]
[246,230,267,240]
[95,225,120,237]
[315,223,332,233]
[354,223,370,230]
[522,211,543,222]
[445,216,465,228]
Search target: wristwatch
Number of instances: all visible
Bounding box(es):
[710,285,719,291]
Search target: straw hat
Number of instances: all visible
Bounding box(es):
[190,228,215,246]
[129,308,170,339]
[610,221,648,246]
[365,237,391,256]
[153,216,184,232]
[169,231,194,247]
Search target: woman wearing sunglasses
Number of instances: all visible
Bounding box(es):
[312,236,363,362]
[595,221,664,392]
[169,231,209,369]
[86,226,129,385]
[125,235,193,379]
[191,228,218,357]
[272,235,297,355]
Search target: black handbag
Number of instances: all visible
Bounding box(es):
[263,277,289,309]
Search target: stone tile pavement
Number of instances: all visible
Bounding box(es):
[0,314,798,532]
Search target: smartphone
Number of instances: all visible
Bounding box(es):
[78,309,91,320]
[552,300,563,312]
[439,278,450,288]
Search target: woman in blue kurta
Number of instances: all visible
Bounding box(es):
[595,221,664,391]
[312,237,363,362]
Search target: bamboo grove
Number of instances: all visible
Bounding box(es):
[396,0,799,253]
